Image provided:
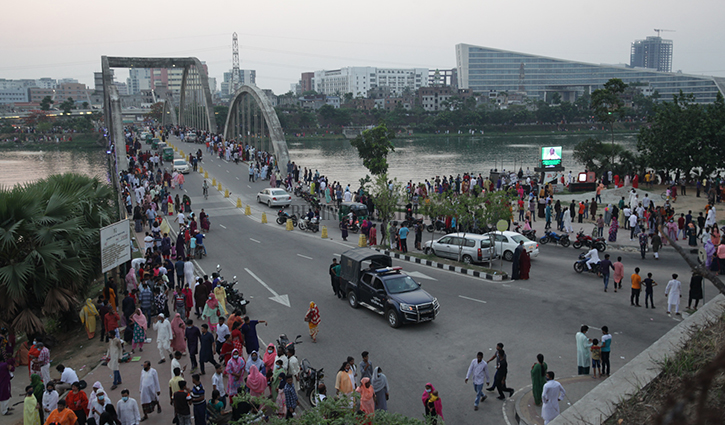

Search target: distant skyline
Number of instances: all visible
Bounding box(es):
[2,0,724,95]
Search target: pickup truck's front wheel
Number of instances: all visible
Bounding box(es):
[386,309,401,328]
[348,291,359,309]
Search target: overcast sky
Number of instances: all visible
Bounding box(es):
[2,0,724,95]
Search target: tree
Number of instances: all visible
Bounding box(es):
[214,105,229,133]
[590,78,626,161]
[350,121,395,176]
[59,97,75,115]
[146,102,164,121]
[370,174,402,245]
[574,137,638,176]
[0,174,115,335]
[40,96,53,111]
[81,101,89,110]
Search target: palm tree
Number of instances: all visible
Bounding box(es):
[0,174,115,335]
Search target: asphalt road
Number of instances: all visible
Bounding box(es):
[164,135,707,424]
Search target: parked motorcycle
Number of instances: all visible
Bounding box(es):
[276,208,298,226]
[539,230,571,247]
[216,266,250,314]
[276,334,302,356]
[573,252,601,274]
[426,219,447,233]
[299,358,325,407]
[572,229,607,252]
[298,217,320,233]
[513,222,537,241]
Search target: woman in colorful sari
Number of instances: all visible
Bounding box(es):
[421,383,443,422]
[230,322,244,354]
[214,286,228,316]
[170,314,186,354]
[356,377,375,415]
[79,299,99,339]
[225,349,245,397]
[23,384,40,425]
[303,302,321,343]
[263,344,276,375]
[246,365,267,397]
[130,308,147,353]
[202,296,220,332]
[608,217,619,242]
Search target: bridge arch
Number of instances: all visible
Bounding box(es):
[224,84,290,168]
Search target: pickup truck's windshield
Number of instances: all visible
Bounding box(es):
[384,275,420,294]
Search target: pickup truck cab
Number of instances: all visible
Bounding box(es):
[340,248,440,328]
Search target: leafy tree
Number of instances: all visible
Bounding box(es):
[370,174,402,245]
[574,137,638,176]
[81,101,89,110]
[590,79,627,160]
[59,97,75,115]
[350,121,395,176]
[40,96,53,111]
[0,174,115,334]
[146,102,164,121]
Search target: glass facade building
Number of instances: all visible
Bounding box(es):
[456,44,725,103]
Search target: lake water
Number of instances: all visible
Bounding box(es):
[0,149,109,187]
[287,133,638,185]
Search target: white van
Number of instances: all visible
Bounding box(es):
[422,233,496,264]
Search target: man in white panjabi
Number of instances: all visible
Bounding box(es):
[576,325,592,375]
[153,314,174,363]
[541,371,566,425]
[139,361,161,420]
[665,273,683,316]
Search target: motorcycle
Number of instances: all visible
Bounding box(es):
[573,252,601,275]
[298,217,320,233]
[513,222,537,241]
[276,334,302,356]
[276,208,298,227]
[299,358,325,407]
[339,219,359,234]
[216,265,250,314]
[539,230,570,247]
[572,229,607,252]
[426,219,447,233]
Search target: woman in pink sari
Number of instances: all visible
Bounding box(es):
[170,313,186,353]
[225,349,245,397]
[246,365,267,397]
[422,383,443,421]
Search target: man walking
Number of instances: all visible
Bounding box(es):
[116,389,141,425]
[139,361,161,421]
[198,324,218,375]
[172,380,192,425]
[329,259,341,298]
[464,352,490,410]
[631,268,642,307]
[398,225,409,253]
[599,254,614,292]
[241,316,267,355]
[541,372,566,425]
[613,256,624,292]
[184,320,201,373]
[665,273,683,316]
[153,314,173,363]
[215,317,229,355]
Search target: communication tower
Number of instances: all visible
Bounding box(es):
[231,32,240,94]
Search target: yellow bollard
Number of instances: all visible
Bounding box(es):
[236,198,242,208]
[245,205,251,216]
[358,234,367,247]
[224,189,230,198]
[261,212,267,223]
[180,150,184,158]
[286,219,293,231]
[204,171,209,179]
[173,146,177,152]
[199,166,203,174]
[212,177,216,186]
[321,226,328,239]
[217,182,222,191]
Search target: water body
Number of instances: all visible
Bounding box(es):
[0,149,109,187]
[287,133,638,185]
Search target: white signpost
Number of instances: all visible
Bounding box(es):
[100,219,131,273]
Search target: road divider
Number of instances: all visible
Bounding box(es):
[236,198,242,208]
[261,212,267,223]
[212,177,216,186]
[358,234,367,247]
[224,189,230,198]
[245,205,251,215]
[217,182,222,191]
[321,226,328,239]
[286,219,293,231]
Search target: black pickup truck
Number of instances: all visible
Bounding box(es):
[340,248,440,328]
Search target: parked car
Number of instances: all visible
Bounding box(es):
[257,188,292,207]
[482,231,540,261]
[185,132,197,142]
[173,159,190,174]
[422,233,495,264]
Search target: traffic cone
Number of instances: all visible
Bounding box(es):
[358,234,367,247]
[286,219,293,231]
[261,213,267,223]
[204,171,209,179]
[245,205,251,215]
[217,182,222,191]
[224,189,230,198]
[321,226,328,239]
[236,198,242,208]
[212,177,216,186]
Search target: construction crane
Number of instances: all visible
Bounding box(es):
[654,28,675,37]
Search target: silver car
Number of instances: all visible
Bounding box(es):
[173,159,191,174]
[422,233,496,264]
[256,188,292,208]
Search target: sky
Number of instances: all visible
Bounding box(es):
[2,0,724,95]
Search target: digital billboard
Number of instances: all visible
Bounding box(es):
[541,146,562,166]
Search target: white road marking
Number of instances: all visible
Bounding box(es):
[247,185,251,188]
[219,224,227,229]
[249,238,261,243]
[297,254,313,260]
[407,271,437,281]
[236,177,240,180]
[459,295,487,304]
[245,268,291,307]
[226,170,230,173]
[218,164,221,167]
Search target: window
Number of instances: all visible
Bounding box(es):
[438,237,452,244]
[372,278,384,291]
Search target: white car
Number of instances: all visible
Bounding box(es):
[185,133,198,142]
[482,231,539,261]
[257,188,292,208]
[422,233,496,264]
[173,159,191,174]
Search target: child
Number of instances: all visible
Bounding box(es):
[590,339,602,378]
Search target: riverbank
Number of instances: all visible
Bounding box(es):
[0,132,104,150]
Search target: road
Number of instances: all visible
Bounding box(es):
[163,135,706,424]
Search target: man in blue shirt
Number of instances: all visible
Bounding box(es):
[398,225,410,253]
[283,375,297,419]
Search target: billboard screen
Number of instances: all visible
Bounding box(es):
[541,146,562,166]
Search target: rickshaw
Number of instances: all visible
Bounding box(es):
[162,147,174,162]
[338,202,369,222]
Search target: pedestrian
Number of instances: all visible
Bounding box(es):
[329,258,339,296]
[170,314,186,354]
[369,224,378,246]
[139,361,161,420]
[304,302,321,343]
[79,298,99,339]
[211,364,227,408]
[42,382,59,420]
[651,232,662,260]
[225,349,245,397]
[638,230,648,260]
[643,273,658,308]
[372,367,389,411]
[596,214,604,238]
[491,345,514,400]
[190,375,205,425]
[356,377,375,415]
[130,309,146,354]
[184,320,201,373]
[631,267,642,307]
[422,383,443,422]
[359,351,373,383]
[65,382,88,425]
[263,343,276,376]
[541,372,566,425]
[511,241,523,280]
[665,273,683,316]
[590,339,601,378]
[334,362,354,399]
[25,384,41,425]
[576,325,592,375]
[600,254,614,292]
[198,324,218,375]
[241,316,267,355]
[688,272,704,310]
[608,216,619,242]
[116,389,140,425]
[213,285,228,316]
[43,400,76,425]
[341,220,348,241]
[152,314,173,364]
[600,326,612,376]
[283,375,298,419]
[464,351,490,410]
[32,343,51,386]
[246,365,267,397]
[172,380,191,425]
[89,389,111,425]
[108,332,123,390]
[613,256,624,292]
[530,354,547,406]
[398,225,409,253]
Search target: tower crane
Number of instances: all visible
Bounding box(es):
[654,29,675,37]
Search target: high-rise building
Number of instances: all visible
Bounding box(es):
[220,69,256,97]
[630,36,673,72]
[309,67,428,97]
[456,43,724,104]
[127,68,152,95]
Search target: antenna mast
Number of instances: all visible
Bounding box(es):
[231,32,240,94]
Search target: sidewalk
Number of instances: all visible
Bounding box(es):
[514,375,603,425]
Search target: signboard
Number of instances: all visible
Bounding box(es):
[541,146,562,167]
[100,219,131,273]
